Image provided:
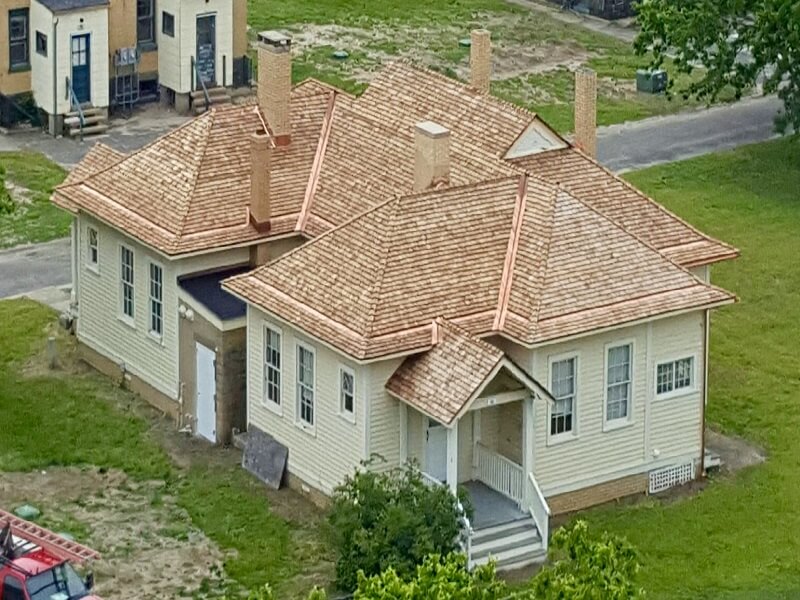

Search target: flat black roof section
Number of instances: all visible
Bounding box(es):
[178,266,251,322]
[38,0,109,12]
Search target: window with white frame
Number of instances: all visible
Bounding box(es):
[606,343,632,422]
[87,227,99,269]
[120,246,134,320]
[296,345,315,426]
[550,357,576,436]
[148,263,163,337]
[136,0,155,44]
[656,357,694,396]
[264,327,281,406]
[340,368,355,418]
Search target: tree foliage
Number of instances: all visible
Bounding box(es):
[635,0,800,132]
[327,464,471,591]
[531,520,644,600]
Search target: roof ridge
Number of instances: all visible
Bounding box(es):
[388,59,539,123]
[568,147,738,255]
[175,110,217,239]
[297,91,338,233]
[492,173,529,331]
[295,77,357,99]
[393,174,521,203]
[364,197,403,339]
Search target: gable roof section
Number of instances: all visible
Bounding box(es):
[224,175,735,360]
[513,148,739,267]
[385,318,548,425]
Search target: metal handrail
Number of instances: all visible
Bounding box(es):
[191,56,211,112]
[66,77,85,141]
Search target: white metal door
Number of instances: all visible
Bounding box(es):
[425,419,447,482]
[195,342,216,442]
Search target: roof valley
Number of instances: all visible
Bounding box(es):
[493,173,529,331]
[296,91,337,232]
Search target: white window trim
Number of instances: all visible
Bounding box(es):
[654,353,699,401]
[338,365,356,424]
[546,351,579,446]
[118,243,135,328]
[295,341,316,435]
[603,339,635,432]
[147,260,164,343]
[86,226,99,273]
[262,323,283,415]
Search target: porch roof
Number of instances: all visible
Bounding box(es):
[385,318,550,426]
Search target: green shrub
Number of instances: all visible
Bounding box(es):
[328,463,471,591]
[0,172,14,216]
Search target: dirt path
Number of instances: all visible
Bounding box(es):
[0,468,229,599]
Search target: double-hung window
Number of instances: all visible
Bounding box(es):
[264,327,281,406]
[136,0,155,45]
[340,367,355,419]
[120,246,135,320]
[9,9,29,70]
[550,356,576,437]
[606,343,632,423]
[87,227,99,270]
[296,345,315,427]
[148,263,163,337]
[656,357,694,396]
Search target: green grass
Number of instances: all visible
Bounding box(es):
[581,137,800,598]
[0,300,324,597]
[246,0,726,133]
[0,152,70,248]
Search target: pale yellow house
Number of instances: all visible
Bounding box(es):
[0,0,247,134]
[54,29,738,570]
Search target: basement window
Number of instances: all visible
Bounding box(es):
[162,11,174,37]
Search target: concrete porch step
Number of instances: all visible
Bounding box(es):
[66,107,106,119]
[67,123,109,137]
[470,516,544,572]
[64,114,106,128]
[191,86,229,101]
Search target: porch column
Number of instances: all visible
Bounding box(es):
[446,419,459,493]
[522,394,534,483]
[399,403,408,463]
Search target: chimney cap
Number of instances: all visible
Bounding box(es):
[258,30,292,48]
[415,120,450,139]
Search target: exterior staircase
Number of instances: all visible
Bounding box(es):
[64,106,109,138]
[470,516,546,571]
[191,86,231,115]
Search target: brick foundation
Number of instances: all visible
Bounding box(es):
[547,472,649,515]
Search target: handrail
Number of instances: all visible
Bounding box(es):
[474,442,524,505]
[191,56,211,112]
[526,472,550,551]
[420,471,474,568]
[66,76,85,141]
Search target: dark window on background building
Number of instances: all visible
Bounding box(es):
[137,0,155,45]
[35,31,47,56]
[162,11,174,37]
[9,9,30,69]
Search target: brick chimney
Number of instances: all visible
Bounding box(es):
[574,67,597,158]
[470,29,491,94]
[258,30,292,146]
[249,129,271,232]
[414,121,451,192]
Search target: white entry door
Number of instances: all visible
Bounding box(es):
[195,342,217,442]
[425,419,447,482]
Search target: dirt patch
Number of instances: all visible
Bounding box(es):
[0,467,229,599]
[706,428,767,474]
[21,319,91,378]
[3,180,33,205]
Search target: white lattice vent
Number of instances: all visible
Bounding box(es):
[648,461,694,494]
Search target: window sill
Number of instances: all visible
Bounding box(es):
[137,42,158,53]
[295,420,316,437]
[546,432,577,447]
[654,388,697,402]
[85,264,100,275]
[262,400,283,417]
[9,64,31,73]
[603,418,634,433]
[339,411,356,425]
[147,330,164,346]
[118,315,136,330]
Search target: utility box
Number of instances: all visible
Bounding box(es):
[636,69,668,93]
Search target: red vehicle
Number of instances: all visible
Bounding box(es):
[0,509,102,600]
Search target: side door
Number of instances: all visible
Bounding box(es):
[195,15,216,87]
[70,34,91,104]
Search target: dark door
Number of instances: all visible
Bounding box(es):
[196,15,216,87]
[71,34,91,104]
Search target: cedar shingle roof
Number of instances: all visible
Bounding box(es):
[224,174,735,359]
[385,318,506,425]
[54,143,125,213]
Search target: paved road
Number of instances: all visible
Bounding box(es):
[0,238,71,298]
[598,95,785,172]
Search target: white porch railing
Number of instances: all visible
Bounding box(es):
[474,442,524,505]
[525,472,550,547]
[420,470,474,568]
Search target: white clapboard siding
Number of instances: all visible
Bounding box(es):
[365,358,404,472]
[246,306,364,494]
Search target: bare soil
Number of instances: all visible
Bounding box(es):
[0,468,229,599]
[706,428,767,473]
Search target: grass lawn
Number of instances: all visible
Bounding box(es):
[0,300,331,598]
[0,152,69,248]
[247,0,723,133]
[581,137,800,598]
